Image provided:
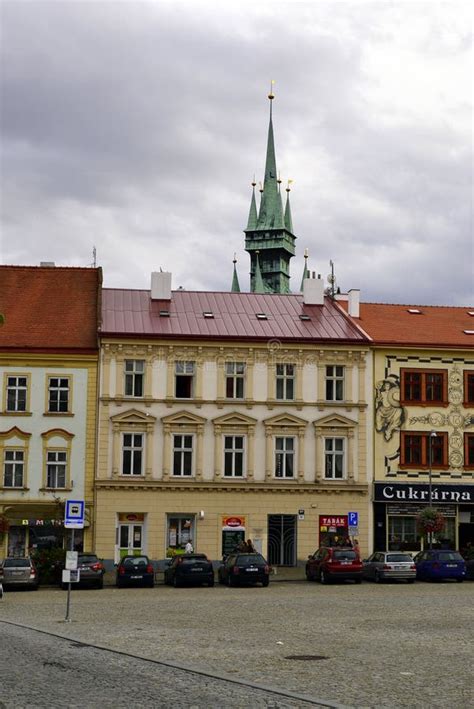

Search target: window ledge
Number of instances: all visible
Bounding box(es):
[0,486,30,491]
[0,411,32,416]
[43,412,74,417]
[39,486,73,492]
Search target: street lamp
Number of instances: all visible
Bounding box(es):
[428,431,437,550]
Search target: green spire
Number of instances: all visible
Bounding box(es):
[231,256,241,293]
[284,183,294,233]
[257,96,284,230]
[300,249,309,292]
[246,181,258,230]
[253,251,265,293]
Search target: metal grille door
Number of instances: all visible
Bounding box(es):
[268,515,296,566]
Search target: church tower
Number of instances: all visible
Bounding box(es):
[244,89,296,293]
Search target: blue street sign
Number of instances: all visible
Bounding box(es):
[348,511,358,527]
[65,500,85,529]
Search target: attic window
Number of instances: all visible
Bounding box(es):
[256,313,268,320]
[407,309,422,314]
[299,314,311,321]
[463,330,474,335]
[203,312,214,319]
[159,309,170,317]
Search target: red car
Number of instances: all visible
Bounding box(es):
[306,546,362,584]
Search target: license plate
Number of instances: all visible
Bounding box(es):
[246,567,258,572]
[130,575,142,579]
[11,571,24,576]
[446,564,457,568]
[394,566,405,570]
[191,567,203,572]
[340,561,350,565]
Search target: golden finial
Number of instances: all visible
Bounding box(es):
[268,79,275,100]
[304,248,309,260]
[277,170,282,185]
[259,181,263,193]
[233,252,237,265]
[286,179,293,193]
[251,174,256,188]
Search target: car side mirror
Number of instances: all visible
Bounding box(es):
[307,555,312,560]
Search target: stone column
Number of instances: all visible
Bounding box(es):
[162,424,171,479]
[112,423,121,477]
[145,422,154,479]
[196,425,204,480]
[297,429,305,481]
[247,427,255,480]
[214,425,222,478]
[265,430,273,481]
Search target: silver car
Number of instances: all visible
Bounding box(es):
[0,557,39,590]
[362,552,416,583]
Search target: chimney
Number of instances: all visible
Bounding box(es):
[303,273,324,305]
[151,271,172,300]
[348,289,360,318]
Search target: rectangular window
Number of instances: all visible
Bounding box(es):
[400,431,448,468]
[400,369,447,405]
[3,450,24,488]
[122,433,143,476]
[225,362,245,399]
[325,366,344,401]
[274,437,294,478]
[465,433,474,469]
[48,377,70,413]
[224,435,245,477]
[124,360,144,397]
[173,435,193,476]
[6,376,28,412]
[464,371,474,405]
[46,451,67,488]
[175,361,195,398]
[324,437,345,479]
[388,517,421,551]
[276,364,295,400]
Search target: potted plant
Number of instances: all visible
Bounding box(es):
[416,507,446,538]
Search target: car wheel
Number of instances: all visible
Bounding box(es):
[320,570,328,584]
[305,569,314,582]
[262,579,269,587]
[208,579,214,587]
[227,575,236,587]
[375,570,382,584]
[173,576,180,588]
[96,578,104,590]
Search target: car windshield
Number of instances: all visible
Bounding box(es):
[333,550,356,560]
[78,555,98,564]
[181,557,207,565]
[3,558,31,567]
[438,552,463,561]
[237,554,266,564]
[387,554,413,562]
[123,557,148,566]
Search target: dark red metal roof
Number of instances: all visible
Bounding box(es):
[101,289,368,343]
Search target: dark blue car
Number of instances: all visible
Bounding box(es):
[414,550,466,582]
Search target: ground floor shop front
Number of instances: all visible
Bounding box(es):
[94,483,369,569]
[372,482,474,554]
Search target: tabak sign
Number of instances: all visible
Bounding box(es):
[319,515,348,532]
[221,516,246,531]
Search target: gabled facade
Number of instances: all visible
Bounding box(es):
[0,265,102,556]
[95,277,372,566]
[343,301,474,554]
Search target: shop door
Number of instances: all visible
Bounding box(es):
[267,515,296,566]
[118,524,143,559]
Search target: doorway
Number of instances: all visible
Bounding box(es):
[267,515,296,566]
[117,523,143,560]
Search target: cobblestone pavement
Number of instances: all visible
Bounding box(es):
[0,580,473,708]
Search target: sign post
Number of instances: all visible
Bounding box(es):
[64,500,85,622]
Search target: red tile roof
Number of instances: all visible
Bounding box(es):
[101,289,368,344]
[0,266,102,351]
[338,301,474,348]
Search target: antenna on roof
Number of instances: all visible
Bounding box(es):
[327,260,337,299]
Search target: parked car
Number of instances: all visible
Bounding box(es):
[0,557,39,590]
[306,546,362,584]
[116,555,155,588]
[465,557,474,580]
[61,553,105,590]
[362,552,416,583]
[218,553,271,587]
[414,550,466,582]
[164,553,214,587]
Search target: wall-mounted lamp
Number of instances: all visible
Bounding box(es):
[199,510,205,520]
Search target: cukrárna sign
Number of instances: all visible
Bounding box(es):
[374,483,473,504]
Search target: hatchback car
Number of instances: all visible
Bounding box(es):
[61,553,105,590]
[0,557,39,590]
[306,547,362,584]
[164,554,214,587]
[116,555,155,588]
[414,550,466,582]
[218,553,270,587]
[362,552,416,583]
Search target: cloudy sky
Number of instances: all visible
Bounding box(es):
[1,1,472,305]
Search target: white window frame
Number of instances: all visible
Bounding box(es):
[172,434,194,477]
[223,435,246,478]
[225,362,245,399]
[325,365,344,402]
[3,449,24,488]
[6,376,28,412]
[122,433,144,476]
[274,436,295,479]
[324,437,346,479]
[46,450,67,488]
[48,377,70,413]
[276,363,295,401]
[124,360,145,398]
[175,361,195,399]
